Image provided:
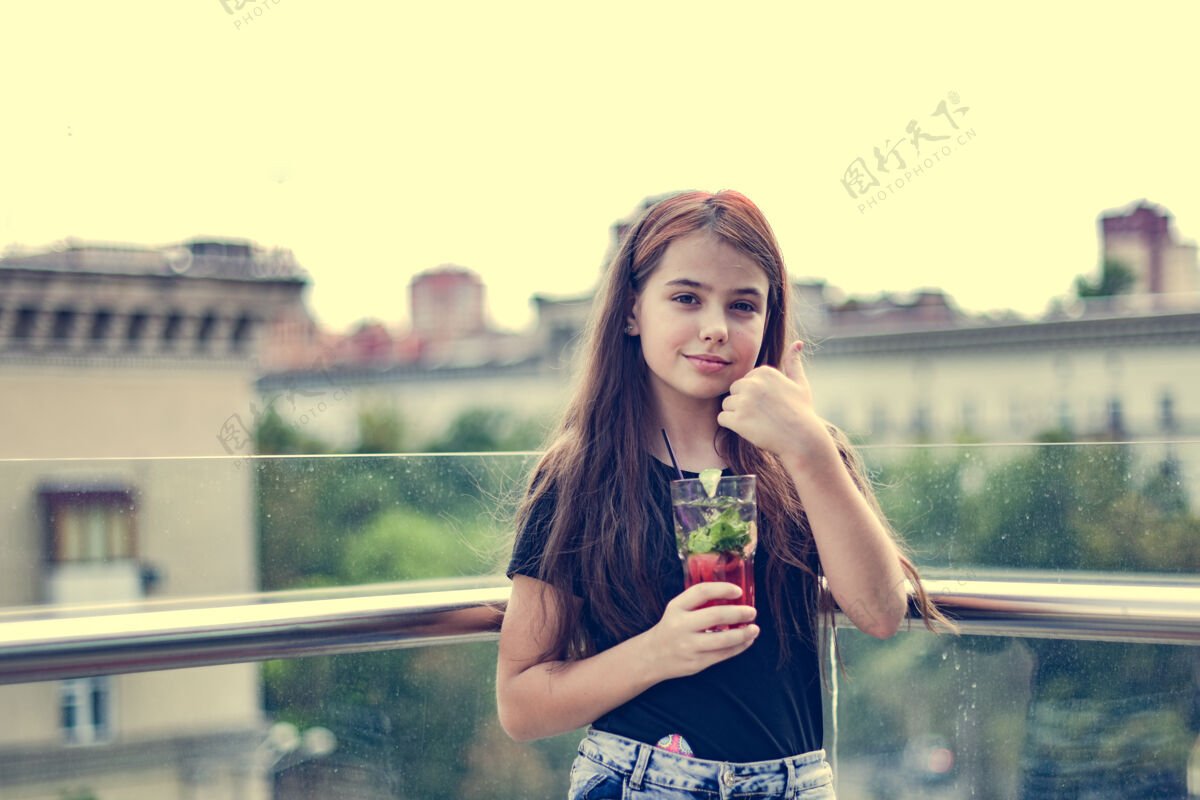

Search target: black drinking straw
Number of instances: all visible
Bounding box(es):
[661,429,685,480]
[662,429,703,533]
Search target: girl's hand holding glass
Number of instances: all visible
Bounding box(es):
[642,581,759,680]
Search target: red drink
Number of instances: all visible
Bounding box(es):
[684,551,755,608]
[671,472,757,632]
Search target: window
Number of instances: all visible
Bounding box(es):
[51,307,77,344]
[14,306,39,342]
[39,485,137,563]
[161,310,183,347]
[230,314,255,352]
[911,402,931,437]
[89,308,113,343]
[61,676,113,745]
[125,310,148,347]
[196,311,218,349]
[1107,397,1125,436]
[1159,391,1177,433]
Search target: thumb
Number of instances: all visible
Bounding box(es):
[783,341,806,382]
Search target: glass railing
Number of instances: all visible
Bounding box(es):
[1,442,1198,799]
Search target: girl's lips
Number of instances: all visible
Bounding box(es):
[685,354,730,374]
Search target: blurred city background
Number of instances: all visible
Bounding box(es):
[2,2,1199,799]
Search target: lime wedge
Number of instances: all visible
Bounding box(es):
[698,468,722,498]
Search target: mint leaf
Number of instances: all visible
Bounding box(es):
[688,530,714,554]
[707,507,750,551]
[680,507,750,555]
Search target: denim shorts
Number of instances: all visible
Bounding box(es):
[568,729,836,800]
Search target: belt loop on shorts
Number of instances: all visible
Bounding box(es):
[784,758,798,799]
[628,742,652,790]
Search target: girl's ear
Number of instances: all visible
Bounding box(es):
[625,292,641,336]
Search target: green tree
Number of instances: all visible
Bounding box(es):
[257,407,559,797]
[1075,257,1136,298]
[422,407,548,453]
[874,447,971,568]
[254,403,329,455]
[353,406,407,454]
[340,507,492,582]
[854,441,1200,799]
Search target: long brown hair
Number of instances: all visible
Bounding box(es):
[517,190,946,664]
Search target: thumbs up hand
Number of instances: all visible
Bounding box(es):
[717,341,837,471]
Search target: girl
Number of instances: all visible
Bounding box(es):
[497,190,945,799]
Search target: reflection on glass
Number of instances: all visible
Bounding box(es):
[0,445,1196,798]
[870,441,1200,577]
[833,631,1198,800]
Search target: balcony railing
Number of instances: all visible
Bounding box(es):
[3,444,1198,799]
[3,575,1198,685]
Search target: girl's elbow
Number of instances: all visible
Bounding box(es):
[496,690,544,742]
[862,611,903,640]
[847,595,906,639]
[498,713,536,742]
[499,710,558,743]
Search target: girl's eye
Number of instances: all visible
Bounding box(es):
[731,301,759,313]
[672,294,700,305]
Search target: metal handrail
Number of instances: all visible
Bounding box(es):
[1,577,1198,685]
[914,577,1200,644]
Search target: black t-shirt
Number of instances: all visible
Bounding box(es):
[507,456,824,762]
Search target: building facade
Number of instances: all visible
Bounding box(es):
[1100,200,1200,297]
[0,238,308,800]
[409,266,487,340]
[262,286,1200,456]
[257,200,1200,455]
[805,306,1200,444]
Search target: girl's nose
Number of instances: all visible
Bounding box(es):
[699,314,727,344]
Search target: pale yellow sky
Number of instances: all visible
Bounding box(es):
[3,1,1198,331]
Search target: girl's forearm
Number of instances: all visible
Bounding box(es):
[783,444,908,639]
[497,630,661,741]
[497,579,758,741]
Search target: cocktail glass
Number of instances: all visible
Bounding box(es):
[670,474,756,627]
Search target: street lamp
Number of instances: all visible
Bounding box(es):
[236,721,337,799]
[261,721,337,773]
